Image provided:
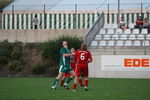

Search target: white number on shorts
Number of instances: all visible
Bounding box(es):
[80,53,85,60]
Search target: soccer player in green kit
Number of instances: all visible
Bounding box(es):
[51,41,75,91]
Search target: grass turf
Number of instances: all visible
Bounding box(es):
[0,78,150,100]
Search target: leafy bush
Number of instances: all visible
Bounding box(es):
[32,64,47,75]
[51,67,59,75]
[0,56,8,65]
[0,49,11,65]
[0,40,22,59]
[14,65,24,72]
[8,61,24,72]
[11,46,22,59]
[41,35,83,65]
[0,49,11,57]
[42,61,53,68]
[0,40,14,49]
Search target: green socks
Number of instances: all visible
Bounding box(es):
[52,79,59,88]
[65,77,73,84]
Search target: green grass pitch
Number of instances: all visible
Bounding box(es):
[0,78,150,100]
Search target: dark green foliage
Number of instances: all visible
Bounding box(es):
[41,35,83,65]
[0,56,8,65]
[0,40,14,50]
[0,40,22,65]
[14,65,23,72]
[0,49,11,57]
[42,61,53,68]
[8,61,24,72]
[11,46,22,59]
[0,49,11,65]
[32,64,47,75]
[0,36,83,76]
[51,67,59,75]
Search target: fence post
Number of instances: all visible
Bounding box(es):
[44,4,46,29]
[75,4,77,14]
[75,4,77,29]
[141,2,143,18]
[107,3,109,24]
[12,5,14,29]
[118,0,120,25]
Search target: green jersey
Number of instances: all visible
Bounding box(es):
[59,47,71,66]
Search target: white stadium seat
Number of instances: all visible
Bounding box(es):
[124,29,131,34]
[107,29,114,34]
[120,35,127,40]
[99,41,107,46]
[128,23,134,29]
[115,29,123,34]
[91,41,98,46]
[95,35,102,40]
[137,35,144,40]
[146,35,150,40]
[132,29,140,34]
[112,35,119,40]
[108,41,115,46]
[129,35,136,40]
[125,41,132,46]
[116,41,124,46]
[142,41,150,46]
[134,41,141,46]
[111,24,118,28]
[141,29,148,34]
[99,29,106,34]
[103,35,111,40]
[103,24,111,29]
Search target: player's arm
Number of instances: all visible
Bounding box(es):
[63,53,72,57]
[88,52,93,63]
[70,54,75,61]
[60,48,72,57]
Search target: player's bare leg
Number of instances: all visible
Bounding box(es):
[84,77,89,91]
[64,71,75,89]
[51,72,64,91]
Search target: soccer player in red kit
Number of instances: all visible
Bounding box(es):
[73,42,93,91]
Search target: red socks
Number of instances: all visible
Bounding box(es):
[73,80,89,90]
[84,80,89,87]
[78,78,83,86]
[60,79,65,86]
[73,84,77,89]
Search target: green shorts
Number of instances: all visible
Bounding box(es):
[59,65,72,73]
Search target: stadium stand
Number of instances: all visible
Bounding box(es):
[86,13,150,55]
[91,24,150,47]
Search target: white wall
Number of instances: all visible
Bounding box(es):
[89,53,150,78]
[0,29,87,42]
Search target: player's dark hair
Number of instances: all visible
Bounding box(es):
[80,42,87,51]
[61,41,67,46]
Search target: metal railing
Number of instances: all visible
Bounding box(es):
[85,12,104,46]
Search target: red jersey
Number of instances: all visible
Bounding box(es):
[136,19,143,25]
[70,54,76,71]
[74,49,92,64]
